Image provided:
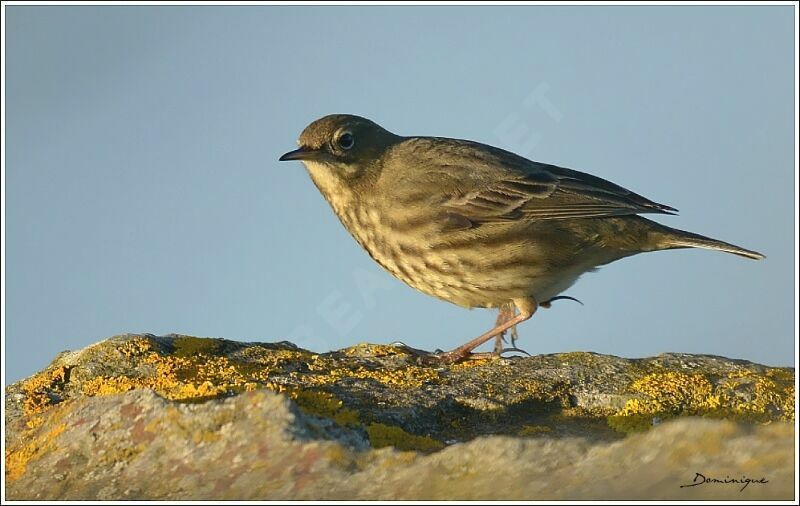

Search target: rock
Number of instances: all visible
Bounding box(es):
[5,334,795,500]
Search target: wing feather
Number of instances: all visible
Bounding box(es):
[384,137,677,226]
[432,144,677,223]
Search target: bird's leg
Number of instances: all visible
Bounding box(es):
[484,295,582,359]
[431,297,537,364]
[493,303,518,354]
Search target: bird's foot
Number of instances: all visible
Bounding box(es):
[390,342,468,365]
[427,349,501,365]
[497,346,532,358]
[390,341,436,357]
[399,345,531,366]
[397,298,537,366]
[394,346,503,365]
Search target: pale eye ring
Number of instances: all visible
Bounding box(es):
[336,131,355,150]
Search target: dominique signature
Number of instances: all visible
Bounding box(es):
[680,472,769,492]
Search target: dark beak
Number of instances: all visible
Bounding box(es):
[279,147,319,162]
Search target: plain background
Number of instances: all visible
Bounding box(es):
[4,6,796,384]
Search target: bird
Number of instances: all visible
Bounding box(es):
[279,114,764,364]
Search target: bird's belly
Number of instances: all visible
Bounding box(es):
[342,208,587,308]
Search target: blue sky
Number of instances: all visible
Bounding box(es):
[4,5,796,383]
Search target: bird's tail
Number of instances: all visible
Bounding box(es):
[653,225,765,260]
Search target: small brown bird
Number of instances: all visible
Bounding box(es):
[279,114,764,363]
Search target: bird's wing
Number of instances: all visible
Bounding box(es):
[397,138,678,224]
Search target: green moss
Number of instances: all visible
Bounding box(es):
[171,336,223,358]
[607,412,661,433]
[289,390,361,428]
[517,424,552,436]
[366,423,445,452]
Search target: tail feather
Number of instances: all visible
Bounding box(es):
[656,227,765,260]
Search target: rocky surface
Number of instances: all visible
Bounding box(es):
[4,333,796,500]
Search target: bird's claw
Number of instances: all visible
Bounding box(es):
[539,295,584,309]
[497,346,532,358]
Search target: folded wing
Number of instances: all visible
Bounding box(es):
[420,139,678,224]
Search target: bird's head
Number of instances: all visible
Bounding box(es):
[279,114,400,185]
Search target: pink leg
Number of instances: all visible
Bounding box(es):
[432,297,537,364]
[493,303,517,354]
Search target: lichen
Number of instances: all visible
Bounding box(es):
[517,424,552,436]
[5,423,66,482]
[78,336,303,403]
[366,423,445,452]
[12,335,794,451]
[608,369,795,433]
[171,336,223,358]
[448,357,497,370]
[80,353,246,403]
[287,390,360,427]
[119,337,155,358]
[341,343,409,358]
[715,368,795,422]
[509,377,572,406]
[21,366,70,416]
[306,358,441,389]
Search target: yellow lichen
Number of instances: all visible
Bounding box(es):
[82,376,140,397]
[624,372,718,414]
[119,337,154,358]
[342,343,409,358]
[25,337,440,426]
[608,369,795,433]
[448,357,497,370]
[81,342,278,402]
[233,348,317,374]
[306,362,440,389]
[608,372,719,433]
[558,352,598,364]
[366,423,445,452]
[25,416,45,430]
[509,377,570,405]
[21,366,70,416]
[715,368,795,422]
[19,337,794,447]
[5,423,66,482]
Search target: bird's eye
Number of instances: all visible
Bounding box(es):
[336,131,355,150]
